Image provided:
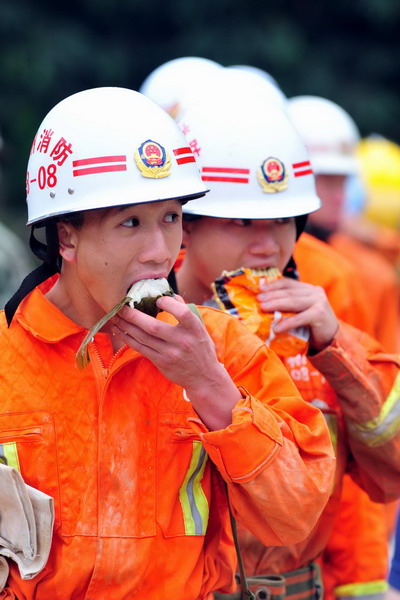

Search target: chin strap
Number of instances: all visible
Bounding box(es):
[283,256,299,281]
[4,225,60,327]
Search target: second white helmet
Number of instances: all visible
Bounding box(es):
[177,89,320,219]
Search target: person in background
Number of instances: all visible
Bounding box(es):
[286,95,400,354]
[140,60,400,600]
[348,136,400,274]
[173,88,400,600]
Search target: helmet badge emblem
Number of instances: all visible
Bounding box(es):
[257,157,288,193]
[134,140,171,178]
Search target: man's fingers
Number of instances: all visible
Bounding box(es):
[258,294,313,313]
[116,297,201,346]
[258,277,299,292]
[273,310,312,333]
[112,324,165,362]
[113,316,156,346]
[156,295,200,328]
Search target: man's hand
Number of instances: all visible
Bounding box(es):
[112,295,241,430]
[257,277,339,353]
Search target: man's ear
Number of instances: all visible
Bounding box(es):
[182,219,193,248]
[57,221,78,263]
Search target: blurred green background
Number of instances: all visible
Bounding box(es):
[1,0,399,239]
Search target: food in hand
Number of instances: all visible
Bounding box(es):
[76,278,174,369]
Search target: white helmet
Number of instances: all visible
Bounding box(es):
[139,56,222,119]
[26,87,208,225]
[182,66,287,114]
[227,65,284,101]
[286,95,360,176]
[178,89,320,219]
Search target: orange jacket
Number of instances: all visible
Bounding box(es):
[294,233,375,337]
[329,232,400,353]
[0,277,335,600]
[180,242,398,594]
[179,238,399,593]
[236,321,400,576]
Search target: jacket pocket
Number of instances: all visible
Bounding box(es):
[156,412,210,537]
[0,411,60,524]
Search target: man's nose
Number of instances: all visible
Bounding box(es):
[249,230,279,255]
[138,228,171,264]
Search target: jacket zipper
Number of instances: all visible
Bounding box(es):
[91,341,128,379]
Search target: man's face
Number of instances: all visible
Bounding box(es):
[60,200,182,316]
[309,174,347,231]
[183,216,296,291]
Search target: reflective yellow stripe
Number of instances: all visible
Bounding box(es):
[0,442,20,471]
[359,371,400,428]
[325,413,338,455]
[335,580,388,597]
[179,441,209,535]
[350,371,400,447]
[311,401,338,455]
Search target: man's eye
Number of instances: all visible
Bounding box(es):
[275,218,290,225]
[232,218,252,227]
[165,213,180,223]
[122,217,140,227]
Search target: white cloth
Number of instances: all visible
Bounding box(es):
[0,557,8,590]
[0,464,54,589]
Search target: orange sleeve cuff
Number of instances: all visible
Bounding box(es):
[188,387,282,483]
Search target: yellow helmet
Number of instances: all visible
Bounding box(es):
[357,136,400,229]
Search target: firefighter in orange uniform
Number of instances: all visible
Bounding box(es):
[0,87,336,600]
[140,60,398,600]
[173,88,400,600]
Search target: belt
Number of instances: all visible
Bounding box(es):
[214,563,323,600]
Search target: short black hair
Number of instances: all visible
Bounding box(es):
[60,212,84,229]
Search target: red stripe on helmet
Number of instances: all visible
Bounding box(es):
[73,165,127,177]
[73,155,126,167]
[202,167,249,174]
[202,176,249,183]
[173,147,192,156]
[292,161,311,169]
[294,169,313,177]
[176,156,196,165]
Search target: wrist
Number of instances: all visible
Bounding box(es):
[185,367,243,431]
[308,322,339,355]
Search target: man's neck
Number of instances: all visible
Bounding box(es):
[175,261,212,305]
[45,270,106,330]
